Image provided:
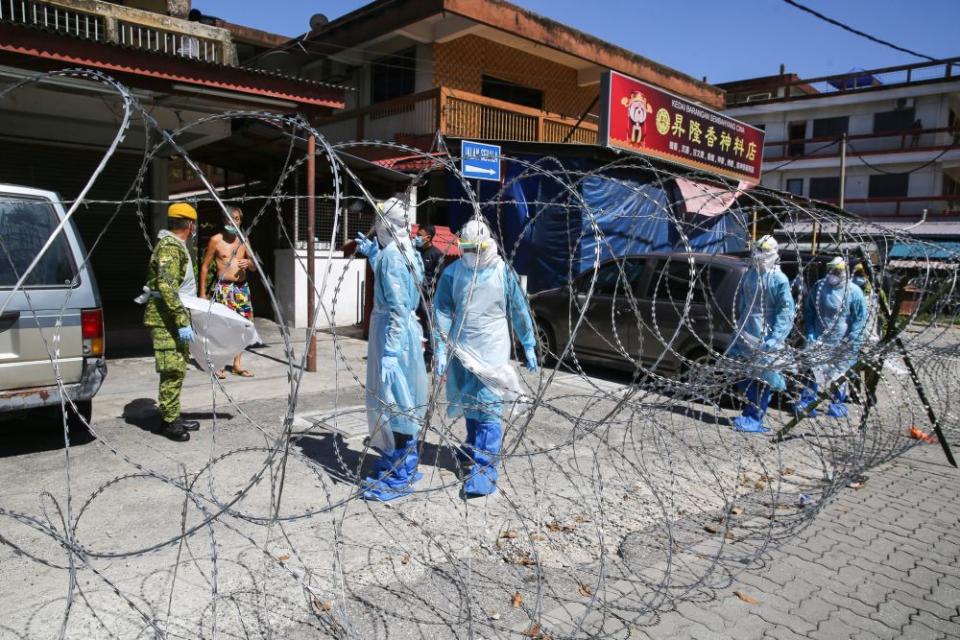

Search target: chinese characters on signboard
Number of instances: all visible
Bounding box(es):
[599,71,765,184]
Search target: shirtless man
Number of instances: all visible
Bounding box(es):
[199,207,256,378]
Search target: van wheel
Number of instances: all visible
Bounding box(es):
[536,322,557,366]
[66,400,93,435]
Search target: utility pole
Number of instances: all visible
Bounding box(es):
[839,132,847,210]
[306,135,317,373]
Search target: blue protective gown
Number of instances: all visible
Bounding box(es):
[727,266,796,392]
[365,242,428,452]
[795,277,868,418]
[805,277,868,362]
[433,260,537,422]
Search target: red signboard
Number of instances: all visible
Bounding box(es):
[599,70,765,184]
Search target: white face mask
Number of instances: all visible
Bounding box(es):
[753,251,778,272]
[460,252,479,269]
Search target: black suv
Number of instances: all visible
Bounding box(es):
[529,253,750,378]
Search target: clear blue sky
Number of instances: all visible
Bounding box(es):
[196,0,959,83]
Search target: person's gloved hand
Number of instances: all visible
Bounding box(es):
[381,355,401,386]
[433,346,446,377]
[355,233,377,258]
[177,326,195,343]
[761,338,780,352]
[524,346,539,372]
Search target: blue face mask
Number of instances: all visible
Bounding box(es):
[413,235,425,248]
[225,225,238,235]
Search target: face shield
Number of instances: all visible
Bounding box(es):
[752,234,779,272]
[826,257,846,286]
[458,218,499,269]
[374,196,412,248]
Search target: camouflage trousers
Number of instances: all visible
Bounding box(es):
[151,328,189,423]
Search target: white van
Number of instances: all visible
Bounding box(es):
[0,185,106,431]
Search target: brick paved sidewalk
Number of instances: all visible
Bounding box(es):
[648,443,960,640]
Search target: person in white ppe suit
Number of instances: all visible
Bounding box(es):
[433,218,538,497]
[793,256,868,419]
[354,197,428,501]
[726,235,796,434]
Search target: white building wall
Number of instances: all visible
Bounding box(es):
[731,82,960,218]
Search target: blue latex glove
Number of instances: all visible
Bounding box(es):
[381,355,401,386]
[805,333,817,345]
[177,326,195,343]
[433,347,447,378]
[761,338,779,352]
[355,232,378,258]
[524,346,539,372]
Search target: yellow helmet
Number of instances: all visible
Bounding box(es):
[167,202,197,221]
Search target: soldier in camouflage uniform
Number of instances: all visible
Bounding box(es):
[143,203,200,441]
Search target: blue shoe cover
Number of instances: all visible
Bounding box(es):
[362,480,414,502]
[462,419,501,497]
[463,466,498,497]
[732,415,769,433]
[826,402,848,419]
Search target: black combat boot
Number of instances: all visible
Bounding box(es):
[159,420,190,442]
[177,418,200,432]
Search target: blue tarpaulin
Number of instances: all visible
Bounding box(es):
[446,155,749,293]
[888,241,960,260]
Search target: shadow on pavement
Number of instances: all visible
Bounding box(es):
[121,398,233,434]
[0,408,96,457]
[295,432,462,486]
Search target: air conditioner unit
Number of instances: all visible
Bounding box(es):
[746,92,773,102]
[896,97,915,110]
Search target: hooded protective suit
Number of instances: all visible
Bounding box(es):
[433,218,538,496]
[727,236,796,433]
[356,196,428,501]
[794,262,868,418]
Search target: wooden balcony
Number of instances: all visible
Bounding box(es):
[316,87,599,146]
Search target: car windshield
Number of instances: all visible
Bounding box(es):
[0,196,77,288]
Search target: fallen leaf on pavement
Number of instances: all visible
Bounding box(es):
[501,530,518,539]
[512,592,523,608]
[312,598,332,613]
[276,554,290,564]
[401,554,410,565]
[730,506,745,516]
[704,524,721,534]
[578,583,592,597]
[734,590,759,604]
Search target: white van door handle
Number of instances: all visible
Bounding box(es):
[0,312,19,331]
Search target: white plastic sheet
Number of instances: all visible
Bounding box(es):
[180,294,260,372]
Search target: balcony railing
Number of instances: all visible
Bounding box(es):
[1,0,234,64]
[726,57,960,106]
[316,87,599,146]
[764,126,959,163]
[0,0,104,40]
[117,19,220,63]
[819,195,960,218]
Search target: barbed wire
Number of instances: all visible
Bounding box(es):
[0,68,958,639]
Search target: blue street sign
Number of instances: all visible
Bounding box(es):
[460,140,501,182]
